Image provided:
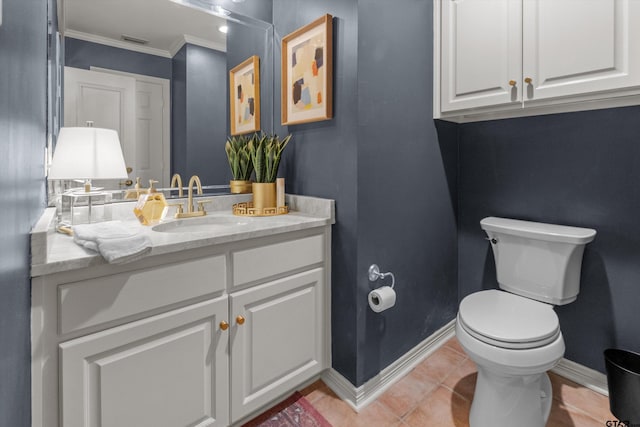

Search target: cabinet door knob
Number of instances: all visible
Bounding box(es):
[508,80,517,86]
[524,77,533,84]
[219,321,229,331]
[236,315,246,325]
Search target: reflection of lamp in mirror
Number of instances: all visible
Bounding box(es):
[49,125,128,226]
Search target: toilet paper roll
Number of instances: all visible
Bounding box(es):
[368,286,396,313]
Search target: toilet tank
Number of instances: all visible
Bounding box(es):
[481,217,596,305]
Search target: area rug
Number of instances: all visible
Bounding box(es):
[242,392,332,427]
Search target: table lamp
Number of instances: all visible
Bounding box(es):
[49,126,128,226]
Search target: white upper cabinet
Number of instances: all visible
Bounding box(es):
[441,0,522,112]
[522,0,640,101]
[436,0,640,121]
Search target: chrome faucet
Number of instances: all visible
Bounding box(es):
[174,175,210,218]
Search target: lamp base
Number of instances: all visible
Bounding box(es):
[58,190,112,226]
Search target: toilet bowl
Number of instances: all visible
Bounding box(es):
[457,217,596,427]
[456,290,565,427]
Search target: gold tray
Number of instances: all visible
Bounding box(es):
[232,202,289,217]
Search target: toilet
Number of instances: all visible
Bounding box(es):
[456,216,596,427]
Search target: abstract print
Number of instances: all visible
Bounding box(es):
[290,36,325,113]
[236,69,256,128]
[230,55,260,135]
[282,14,332,125]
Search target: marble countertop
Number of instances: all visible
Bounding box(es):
[31,194,335,277]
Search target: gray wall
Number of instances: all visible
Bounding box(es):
[172,45,188,177]
[172,44,228,183]
[456,106,640,372]
[224,0,274,137]
[273,0,361,384]
[185,44,228,183]
[226,19,274,138]
[355,0,457,384]
[272,0,458,386]
[0,0,48,425]
[65,37,172,80]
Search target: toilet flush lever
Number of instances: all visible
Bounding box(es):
[368,264,395,289]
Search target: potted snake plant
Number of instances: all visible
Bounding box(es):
[225,135,254,193]
[248,133,292,209]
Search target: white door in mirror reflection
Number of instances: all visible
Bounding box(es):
[92,67,170,189]
[64,67,169,189]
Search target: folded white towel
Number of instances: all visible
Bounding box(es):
[73,221,152,264]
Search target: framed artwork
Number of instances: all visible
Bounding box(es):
[281,14,333,125]
[229,55,261,135]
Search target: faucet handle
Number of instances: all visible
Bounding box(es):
[168,202,184,216]
[196,199,211,213]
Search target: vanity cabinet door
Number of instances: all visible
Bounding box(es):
[59,297,229,427]
[440,0,522,112]
[522,0,640,103]
[229,268,327,423]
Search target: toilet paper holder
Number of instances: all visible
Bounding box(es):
[368,264,395,289]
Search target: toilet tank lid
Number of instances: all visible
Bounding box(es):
[481,217,596,244]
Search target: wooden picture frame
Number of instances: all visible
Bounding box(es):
[229,55,261,135]
[281,14,333,126]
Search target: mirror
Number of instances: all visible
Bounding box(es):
[49,0,273,200]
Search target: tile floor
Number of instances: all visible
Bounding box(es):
[297,337,616,427]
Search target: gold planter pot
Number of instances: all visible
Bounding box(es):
[252,182,277,209]
[229,180,252,194]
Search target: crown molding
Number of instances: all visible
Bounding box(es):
[168,34,226,57]
[63,30,172,58]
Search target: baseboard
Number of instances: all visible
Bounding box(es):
[322,318,609,412]
[551,358,609,396]
[322,319,456,412]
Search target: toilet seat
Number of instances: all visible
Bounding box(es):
[458,290,560,350]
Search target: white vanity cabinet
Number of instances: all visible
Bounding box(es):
[60,296,230,427]
[436,0,640,120]
[229,235,326,421]
[230,268,325,421]
[31,228,330,427]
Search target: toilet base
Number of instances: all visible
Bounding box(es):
[469,367,552,427]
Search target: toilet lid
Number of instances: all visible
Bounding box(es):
[458,290,560,349]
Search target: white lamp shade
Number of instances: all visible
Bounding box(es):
[49,127,128,180]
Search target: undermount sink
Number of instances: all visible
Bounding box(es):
[152,216,250,233]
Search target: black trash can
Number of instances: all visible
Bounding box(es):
[605,348,640,424]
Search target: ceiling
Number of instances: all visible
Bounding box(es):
[61,0,228,57]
